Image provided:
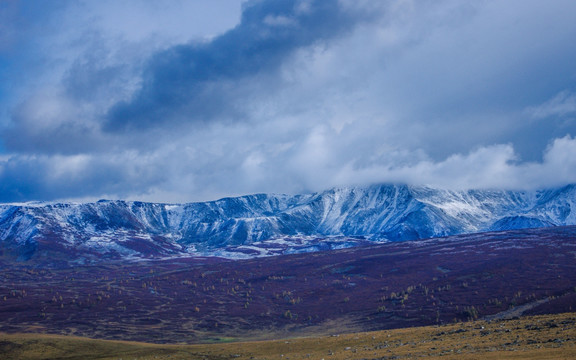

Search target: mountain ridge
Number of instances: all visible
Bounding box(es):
[1,183,576,262]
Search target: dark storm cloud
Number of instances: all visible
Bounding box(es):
[2,0,576,204]
[104,0,362,132]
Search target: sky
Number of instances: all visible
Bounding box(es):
[1,0,576,203]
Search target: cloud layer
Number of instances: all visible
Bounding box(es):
[1,0,576,203]
[105,0,362,131]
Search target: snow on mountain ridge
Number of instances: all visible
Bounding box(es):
[1,183,576,262]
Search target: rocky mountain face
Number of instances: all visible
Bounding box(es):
[1,184,576,262]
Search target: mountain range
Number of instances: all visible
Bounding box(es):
[1,183,576,263]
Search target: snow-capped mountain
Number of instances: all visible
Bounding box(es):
[1,184,576,262]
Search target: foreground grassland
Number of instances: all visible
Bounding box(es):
[1,312,575,360]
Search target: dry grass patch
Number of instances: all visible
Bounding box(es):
[1,312,575,359]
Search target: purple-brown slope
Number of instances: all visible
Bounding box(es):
[0,226,575,343]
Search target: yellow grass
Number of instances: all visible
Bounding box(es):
[1,312,575,359]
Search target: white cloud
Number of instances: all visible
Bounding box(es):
[330,136,576,192]
[527,90,576,119]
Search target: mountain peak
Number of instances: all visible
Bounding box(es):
[1,183,576,263]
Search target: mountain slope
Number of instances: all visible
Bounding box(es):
[1,184,576,262]
[1,226,575,343]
